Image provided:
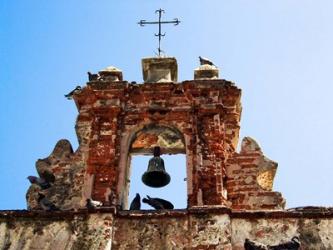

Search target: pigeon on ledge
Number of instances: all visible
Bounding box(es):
[129,193,141,210]
[244,238,268,250]
[87,72,98,81]
[142,195,174,210]
[268,237,300,250]
[38,170,55,184]
[27,176,51,189]
[64,86,82,100]
[86,198,103,210]
[244,237,301,250]
[38,193,59,211]
[199,56,215,66]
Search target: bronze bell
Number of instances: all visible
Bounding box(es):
[142,146,171,188]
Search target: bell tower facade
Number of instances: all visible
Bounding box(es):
[77,61,241,209]
[27,57,284,212]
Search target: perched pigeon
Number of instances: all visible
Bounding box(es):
[87,72,98,81]
[38,193,59,211]
[39,170,55,184]
[268,237,300,250]
[129,193,141,210]
[244,238,268,250]
[86,198,103,209]
[244,237,300,250]
[64,86,82,100]
[142,195,163,209]
[199,56,215,66]
[27,176,51,189]
[142,195,174,210]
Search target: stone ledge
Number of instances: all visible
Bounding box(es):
[1,206,333,220]
[182,79,235,87]
[87,80,129,89]
[231,207,333,219]
[85,79,236,90]
[0,207,117,219]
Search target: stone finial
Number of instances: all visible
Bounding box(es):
[98,66,123,82]
[239,137,277,191]
[142,57,177,83]
[194,64,219,80]
[256,156,278,191]
[240,136,262,153]
[226,136,285,210]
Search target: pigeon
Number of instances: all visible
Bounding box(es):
[86,198,103,209]
[88,71,98,81]
[142,195,164,210]
[64,86,82,99]
[39,170,55,184]
[199,56,215,66]
[38,193,59,211]
[268,237,300,250]
[129,193,141,210]
[27,176,51,189]
[244,238,268,250]
[142,195,174,210]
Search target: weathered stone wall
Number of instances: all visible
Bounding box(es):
[113,209,232,249]
[0,211,113,250]
[1,208,332,250]
[231,208,333,250]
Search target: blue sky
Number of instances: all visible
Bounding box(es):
[1,1,332,209]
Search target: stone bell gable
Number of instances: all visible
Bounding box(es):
[26,58,285,212]
[4,57,329,249]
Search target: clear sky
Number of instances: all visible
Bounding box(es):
[1,1,333,209]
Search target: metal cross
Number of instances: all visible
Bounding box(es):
[138,9,180,56]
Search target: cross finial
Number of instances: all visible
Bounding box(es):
[138,9,180,57]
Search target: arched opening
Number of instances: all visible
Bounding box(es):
[122,124,187,210]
